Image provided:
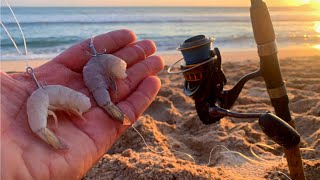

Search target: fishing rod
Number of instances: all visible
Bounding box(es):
[250,0,305,179]
[168,0,305,179]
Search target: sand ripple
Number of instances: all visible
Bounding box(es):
[85,57,319,180]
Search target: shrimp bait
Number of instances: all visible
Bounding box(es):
[27,85,91,149]
[2,1,92,150]
[83,40,130,125]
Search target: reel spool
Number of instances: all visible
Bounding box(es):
[168,35,227,124]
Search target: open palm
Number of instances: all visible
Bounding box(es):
[1,29,164,179]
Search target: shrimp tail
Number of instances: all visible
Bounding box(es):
[83,54,130,125]
[36,127,68,150]
[103,102,131,125]
[27,85,91,150]
[90,87,131,125]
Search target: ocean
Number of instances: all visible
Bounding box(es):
[1,6,319,60]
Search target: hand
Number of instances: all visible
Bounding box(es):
[1,29,164,179]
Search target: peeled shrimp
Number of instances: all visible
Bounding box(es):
[83,44,130,125]
[27,85,91,149]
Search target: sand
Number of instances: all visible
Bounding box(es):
[1,49,319,179]
[2,47,320,72]
[84,53,320,179]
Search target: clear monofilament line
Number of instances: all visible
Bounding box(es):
[131,124,196,163]
[2,0,43,88]
[0,22,23,55]
[3,0,29,67]
[249,143,282,164]
[131,122,296,179]
[277,171,292,180]
[207,145,230,166]
[131,124,165,154]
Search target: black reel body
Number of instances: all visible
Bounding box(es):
[172,34,300,149]
[176,35,262,124]
[181,46,259,125]
[182,48,227,124]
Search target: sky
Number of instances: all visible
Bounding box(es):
[2,0,317,7]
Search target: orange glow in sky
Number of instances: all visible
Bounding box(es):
[8,0,320,7]
[280,0,320,6]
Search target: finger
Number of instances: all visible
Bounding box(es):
[53,29,137,72]
[113,40,157,67]
[73,76,160,156]
[118,76,161,124]
[113,55,164,102]
[77,106,120,153]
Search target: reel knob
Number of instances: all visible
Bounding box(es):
[259,113,300,149]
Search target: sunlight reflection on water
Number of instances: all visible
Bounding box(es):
[313,44,320,49]
[314,22,320,49]
[315,22,320,33]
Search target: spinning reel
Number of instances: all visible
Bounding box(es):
[168,1,305,179]
[168,35,300,149]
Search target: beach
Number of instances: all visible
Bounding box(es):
[1,48,319,179]
[84,50,320,180]
[1,2,320,179]
[2,47,320,72]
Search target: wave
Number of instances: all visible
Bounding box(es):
[2,34,318,48]
[1,14,319,26]
[1,6,319,60]
[2,34,318,56]
[1,36,82,48]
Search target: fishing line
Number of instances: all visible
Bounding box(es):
[131,124,196,164]
[132,123,314,180]
[134,45,147,59]
[4,4,312,178]
[78,8,317,178]
[207,145,230,166]
[131,118,284,167]
[250,143,319,162]
[249,143,283,164]
[78,5,197,163]
[215,144,292,179]
[207,144,276,166]
[277,171,292,180]
[0,22,23,55]
[220,150,268,165]
[2,0,29,67]
[80,10,147,60]
[79,7,196,163]
[1,0,43,87]
[300,147,319,161]
[78,6,317,179]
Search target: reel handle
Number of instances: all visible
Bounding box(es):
[259,113,300,149]
[208,107,301,149]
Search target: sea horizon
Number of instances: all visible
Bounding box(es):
[1,6,319,60]
[6,5,318,9]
